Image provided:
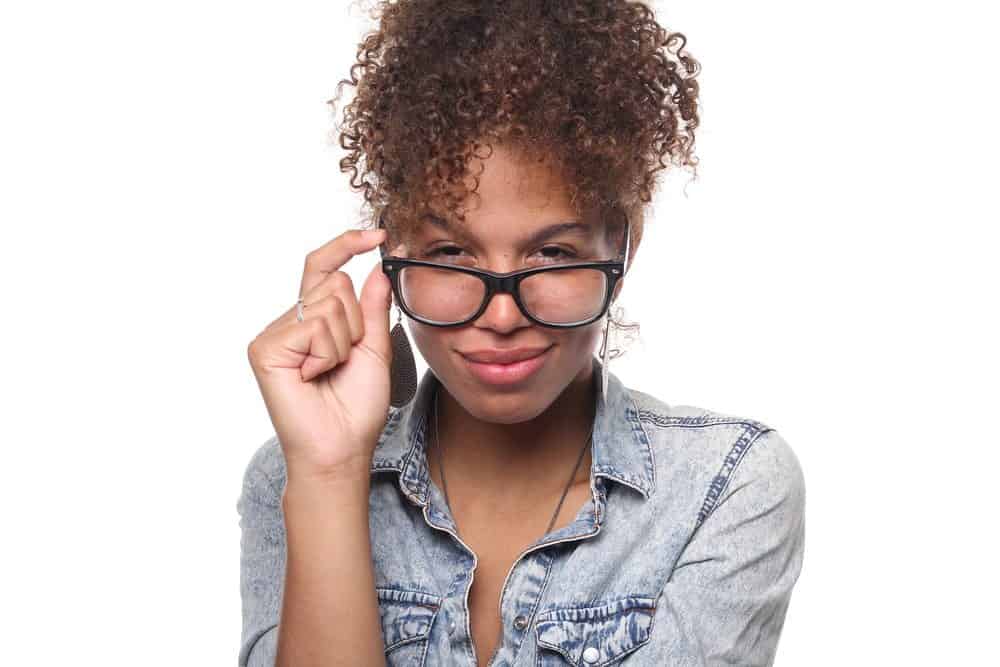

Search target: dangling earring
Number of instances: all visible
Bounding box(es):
[597,216,632,403]
[599,309,612,403]
[389,303,417,407]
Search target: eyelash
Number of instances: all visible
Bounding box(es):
[427,245,578,262]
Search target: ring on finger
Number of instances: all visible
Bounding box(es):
[296,297,307,322]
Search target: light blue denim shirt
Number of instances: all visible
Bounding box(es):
[237,357,806,666]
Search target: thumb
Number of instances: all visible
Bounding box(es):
[358,258,394,364]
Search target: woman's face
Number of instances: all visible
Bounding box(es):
[404,145,622,425]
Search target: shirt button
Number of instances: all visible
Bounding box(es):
[448,619,456,634]
[512,615,529,631]
[582,646,600,663]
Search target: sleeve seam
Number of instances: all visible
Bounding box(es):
[695,425,774,529]
[240,623,278,667]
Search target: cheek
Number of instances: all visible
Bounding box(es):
[407,320,606,384]
[563,320,605,354]
[408,321,452,365]
[535,324,607,372]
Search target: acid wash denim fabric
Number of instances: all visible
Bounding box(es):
[237,357,806,666]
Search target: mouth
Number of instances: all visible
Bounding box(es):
[458,346,553,386]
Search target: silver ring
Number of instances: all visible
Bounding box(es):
[296,297,306,322]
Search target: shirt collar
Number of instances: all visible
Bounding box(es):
[370,356,655,505]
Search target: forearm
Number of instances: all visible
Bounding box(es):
[276,470,386,667]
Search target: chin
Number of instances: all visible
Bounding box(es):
[434,352,593,425]
[440,358,559,423]
[453,388,556,425]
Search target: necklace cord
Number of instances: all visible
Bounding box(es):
[433,384,594,538]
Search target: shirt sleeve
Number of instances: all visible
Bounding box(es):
[236,443,285,667]
[655,428,806,666]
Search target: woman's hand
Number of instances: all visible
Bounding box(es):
[247,228,403,482]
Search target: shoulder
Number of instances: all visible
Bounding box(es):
[623,385,805,519]
[627,385,772,432]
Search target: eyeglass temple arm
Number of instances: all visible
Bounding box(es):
[621,220,631,274]
[377,212,389,259]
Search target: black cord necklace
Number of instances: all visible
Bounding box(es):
[432,385,594,538]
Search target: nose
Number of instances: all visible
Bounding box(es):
[473,290,531,334]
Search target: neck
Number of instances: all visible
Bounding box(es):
[428,361,597,503]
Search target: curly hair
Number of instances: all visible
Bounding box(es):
[329,0,701,355]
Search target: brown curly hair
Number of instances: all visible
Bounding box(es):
[329,0,701,267]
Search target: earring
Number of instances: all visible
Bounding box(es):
[599,309,612,403]
[389,304,418,407]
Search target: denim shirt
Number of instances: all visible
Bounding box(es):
[237,357,806,666]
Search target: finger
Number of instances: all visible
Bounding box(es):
[299,228,386,297]
[269,239,401,337]
[261,296,310,334]
[355,256,397,365]
[335,281,365,345]
[298,317,343,382]
[249,315,340,380]
[323,295,353,366]
[299,270,364,344]
[299,293,352,363]
[296,296,353,381]
[266,270,364,339]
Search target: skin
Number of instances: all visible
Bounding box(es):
[248,140,629,665]
[382,144,623,665]
[404,143,625,508]
[394,143,629,664]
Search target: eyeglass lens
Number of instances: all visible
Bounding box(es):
[398,265,608,325]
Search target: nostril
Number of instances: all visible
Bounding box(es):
[476,292,530,325]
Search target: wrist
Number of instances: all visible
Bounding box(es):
[284,451,373,486]
[283,463,372,504]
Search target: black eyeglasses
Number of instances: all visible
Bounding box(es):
[377,211,631,328]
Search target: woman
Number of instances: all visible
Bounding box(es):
[239,2,805,666]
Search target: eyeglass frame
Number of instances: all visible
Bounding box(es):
[377,210,631,329]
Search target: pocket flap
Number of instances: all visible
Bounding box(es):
[535,596,657,666]
[375,588,442,652]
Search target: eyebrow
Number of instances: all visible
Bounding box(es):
[424,216,596,247]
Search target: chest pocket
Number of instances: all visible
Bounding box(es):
[376,587,442,667]
[535,596,657,666]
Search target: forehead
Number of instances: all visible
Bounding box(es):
[470,144,571,212]
[414,144,601,241]
[418,216,600,254]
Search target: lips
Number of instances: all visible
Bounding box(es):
[459,346,553,386]
[459,346,551,364]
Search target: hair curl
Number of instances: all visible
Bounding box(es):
[330,0,701,354]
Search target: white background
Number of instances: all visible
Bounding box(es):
[1,1,996,664]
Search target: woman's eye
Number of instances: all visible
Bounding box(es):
[539,246,576,261]
[427,245,467,259]
[426,245,577,263]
